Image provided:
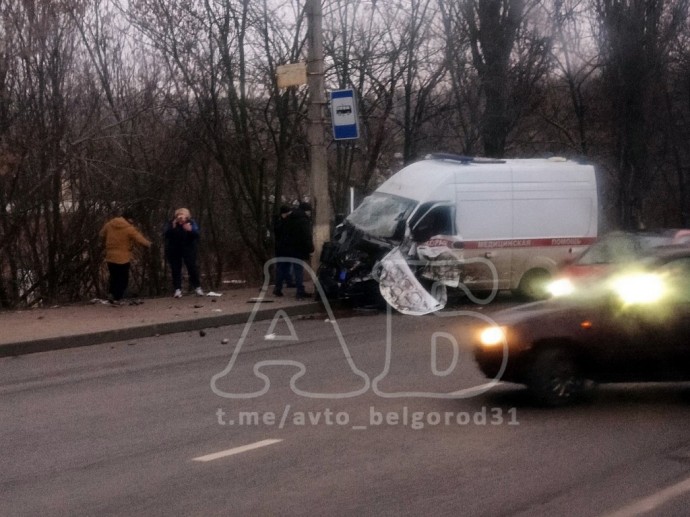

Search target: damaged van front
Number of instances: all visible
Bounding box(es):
[316,158,463,310]
[316,192,417,307]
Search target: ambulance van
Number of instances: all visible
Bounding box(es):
[317,153,598,309]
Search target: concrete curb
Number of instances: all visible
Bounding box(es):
[0,302,322,358]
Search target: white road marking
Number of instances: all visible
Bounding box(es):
[601,475,690,517]
[193,439,283,462]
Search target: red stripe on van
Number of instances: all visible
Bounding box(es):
[462,237,596,250]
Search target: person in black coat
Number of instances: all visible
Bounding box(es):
[273,203,314,299]
[164,207,203,298]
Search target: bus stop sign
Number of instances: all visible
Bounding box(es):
[330,89,359,140]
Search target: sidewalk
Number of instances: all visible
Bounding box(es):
[0,286,323,358]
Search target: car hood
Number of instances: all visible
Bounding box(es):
[488,297,597,327]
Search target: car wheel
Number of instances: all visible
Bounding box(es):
[527,347,584,407]
[516,269,551,300]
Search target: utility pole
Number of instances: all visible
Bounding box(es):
[306,0,330,273]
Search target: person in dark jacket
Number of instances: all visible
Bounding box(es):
[273,203,314,299]
[164,207,203,298]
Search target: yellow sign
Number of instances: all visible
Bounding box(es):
[276,63,307,88]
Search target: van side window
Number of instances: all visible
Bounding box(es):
[412,206,454,242]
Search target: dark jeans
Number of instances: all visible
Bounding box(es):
[275,258,305,295]
[107,262,130,301]
[168,251,200,290]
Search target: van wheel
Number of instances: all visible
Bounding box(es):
[516,269,551,300]
[527,348,583,407]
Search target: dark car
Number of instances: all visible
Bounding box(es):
[473,246,690,406]
[547,229,690,297]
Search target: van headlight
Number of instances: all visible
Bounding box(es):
[478,326,507,348]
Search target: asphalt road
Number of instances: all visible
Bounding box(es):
[2,304,689,516]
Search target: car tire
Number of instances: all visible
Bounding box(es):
[527,347,584,407]
[516,269,551,301]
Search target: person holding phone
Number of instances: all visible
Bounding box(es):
[164,207,203,298]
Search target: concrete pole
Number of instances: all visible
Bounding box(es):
[306,0,330,273]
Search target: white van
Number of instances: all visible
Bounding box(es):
[318,154,598,309]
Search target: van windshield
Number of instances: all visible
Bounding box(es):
[347,193,417,240]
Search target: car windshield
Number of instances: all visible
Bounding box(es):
[346,193,417,240]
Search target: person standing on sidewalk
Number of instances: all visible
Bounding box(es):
[164,207,204,298]
[273,203,314,300]
[99,209,152,304]
[273,205,292,297]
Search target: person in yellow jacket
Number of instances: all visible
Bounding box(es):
[99,210,152,304]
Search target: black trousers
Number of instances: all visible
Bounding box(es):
[107,262,130,301]
[168,251,200,290]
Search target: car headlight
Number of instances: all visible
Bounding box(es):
[547,278,575,297]
[611,273,665,304]
[478,326,507,348]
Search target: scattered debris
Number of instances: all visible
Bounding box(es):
[212,309,222,312]
[206,291,222,297]
[127,342,136,346]
[265,333,276,340]
[221,338,230,344]
[193,304,203,309]
[199,330,207,337]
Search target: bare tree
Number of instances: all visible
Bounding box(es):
[0,0,82,305]
[541,0,600,156]
[662,3,690,225]
[324,0,408,213]
[126,0,323,274]
[444,0,551,157]
[593,0,689,228]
